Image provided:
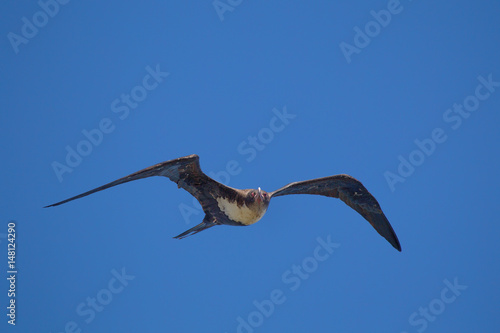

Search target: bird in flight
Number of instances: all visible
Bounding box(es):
[45,154,401,251]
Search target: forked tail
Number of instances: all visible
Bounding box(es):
[173,216,216,239]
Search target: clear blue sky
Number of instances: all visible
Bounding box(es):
[1,1,499,332]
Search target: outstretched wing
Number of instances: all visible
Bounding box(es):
[45,155,237,223]
[270,175,401,251]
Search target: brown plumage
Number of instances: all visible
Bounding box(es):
[45,154,401,251]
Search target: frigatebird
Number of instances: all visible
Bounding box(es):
[45,154,401,251]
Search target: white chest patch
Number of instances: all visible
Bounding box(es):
[216,197,267,225]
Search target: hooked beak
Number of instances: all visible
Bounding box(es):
[258,187,263,202]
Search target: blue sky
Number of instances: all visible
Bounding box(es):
[1,1,499,332]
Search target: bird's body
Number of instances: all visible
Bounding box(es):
[45,154,401,251]
[216,194,268,226]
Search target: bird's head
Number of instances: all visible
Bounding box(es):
[245,187,270,208]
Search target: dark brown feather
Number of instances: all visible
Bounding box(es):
[270,175,401,251]
[44,154,239,226]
